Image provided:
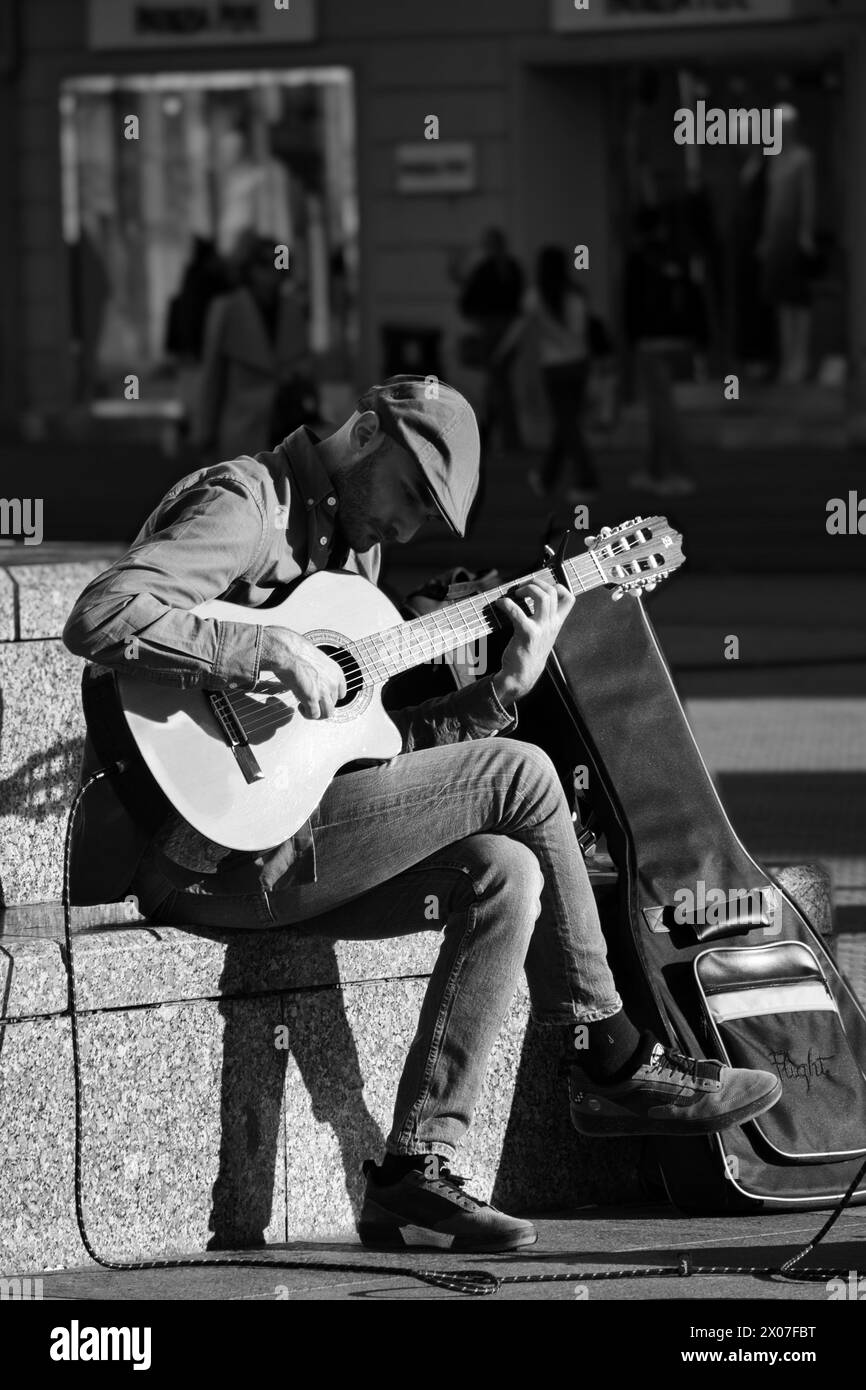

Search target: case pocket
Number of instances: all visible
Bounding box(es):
[695,942,866,1162]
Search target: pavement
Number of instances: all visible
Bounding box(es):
[16,1206,866,1302]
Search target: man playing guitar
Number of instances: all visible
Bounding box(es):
[64,374,780,1252]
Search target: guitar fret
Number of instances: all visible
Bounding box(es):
[354,549,609,688]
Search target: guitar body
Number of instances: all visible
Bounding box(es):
[118,570,403,851]
[115,516,684,853]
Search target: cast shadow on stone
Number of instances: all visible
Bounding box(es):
[491,1021,645,1217]
[0,723,83,904]
[206,931,385,1250]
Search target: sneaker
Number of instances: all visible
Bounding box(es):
[357,1159,537,1253]
[566,1040,782,1138]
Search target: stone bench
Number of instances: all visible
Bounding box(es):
[0,560,833,1276]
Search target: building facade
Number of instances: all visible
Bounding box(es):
[1,0,864,435]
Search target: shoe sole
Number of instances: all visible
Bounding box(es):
[357,1203,537,1254]
[570,1076,783,1139]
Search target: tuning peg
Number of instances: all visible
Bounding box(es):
[611,587,625,601]
[584,534,597,547]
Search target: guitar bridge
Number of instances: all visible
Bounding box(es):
[207,691,264,785]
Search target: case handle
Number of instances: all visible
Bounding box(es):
[643,887,779,941]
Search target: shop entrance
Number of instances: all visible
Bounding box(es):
[518,56,847,418]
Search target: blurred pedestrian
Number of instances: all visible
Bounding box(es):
[68,220,111,404]
[454,228,525,453]
[165,236,230,440]
[624,207,697,496]
[195,231,312,462]
[495,245,599,503]
[165,236,230,363]
[757,105,817,385]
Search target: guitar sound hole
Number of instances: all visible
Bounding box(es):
[319,644,363,708]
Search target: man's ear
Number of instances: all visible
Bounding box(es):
[349,410,384,456]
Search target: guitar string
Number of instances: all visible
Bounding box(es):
[216,549,665,739]
[233,589,514,699]
[229,614,509,734]
[224,569,561,732]
[223,564,662,737]
[226,561,595,736]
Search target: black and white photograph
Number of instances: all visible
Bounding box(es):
[0,0,864,1359]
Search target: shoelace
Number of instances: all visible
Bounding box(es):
[428,1168,489,1210]
[648,1044,722,1084]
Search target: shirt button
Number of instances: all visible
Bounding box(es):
[319,536,327,546]
[306,497,314,506]
[327,495,336,506]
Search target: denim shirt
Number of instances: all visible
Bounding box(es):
[64,427,517,896]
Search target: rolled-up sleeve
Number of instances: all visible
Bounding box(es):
[391,673,518,754]
[62,473,268,690]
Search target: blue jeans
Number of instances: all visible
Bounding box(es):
[130,738,622,1159]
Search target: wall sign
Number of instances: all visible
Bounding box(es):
[552,0,792,32]
[395,143,477,195]
[89,0,316,49]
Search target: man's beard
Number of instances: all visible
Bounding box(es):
[334,447,382,551]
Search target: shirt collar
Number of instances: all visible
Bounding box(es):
[282,426,339,515]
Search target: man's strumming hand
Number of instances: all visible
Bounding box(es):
[492,576,575,705]
[261,627,347,719]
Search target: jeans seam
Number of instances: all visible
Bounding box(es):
[510,769,621,1019]
[395,885,479,1151]
[312,779,499,833]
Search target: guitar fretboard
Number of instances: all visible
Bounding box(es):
[347,551,602,686]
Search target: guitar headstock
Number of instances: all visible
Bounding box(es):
[584,516,685,599]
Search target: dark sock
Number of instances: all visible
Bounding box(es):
[377,1153,439,1186]
[569,1012,655,1085]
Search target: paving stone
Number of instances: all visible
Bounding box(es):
[16,1206,866,1302]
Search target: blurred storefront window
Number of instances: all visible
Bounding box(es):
[608,60,846,393]
[59,67,358,428]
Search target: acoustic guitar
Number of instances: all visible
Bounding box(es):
[117,516,684,852]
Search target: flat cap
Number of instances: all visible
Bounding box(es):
[362,375,480,537]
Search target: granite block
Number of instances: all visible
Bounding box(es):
[1,977,640,1275]
[0,996,287,1274]
[0,639,85,905]
[0,937,67,1020]
[69,923,442,1012]
[278,978,640,1240]
[0,1016,82,1272]
[5,561,116,641]
[769,862,833,937]
[0,862,832,1019]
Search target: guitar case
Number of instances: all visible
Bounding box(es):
[520,582,866,1213]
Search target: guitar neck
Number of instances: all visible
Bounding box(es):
[353,550,605,685]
